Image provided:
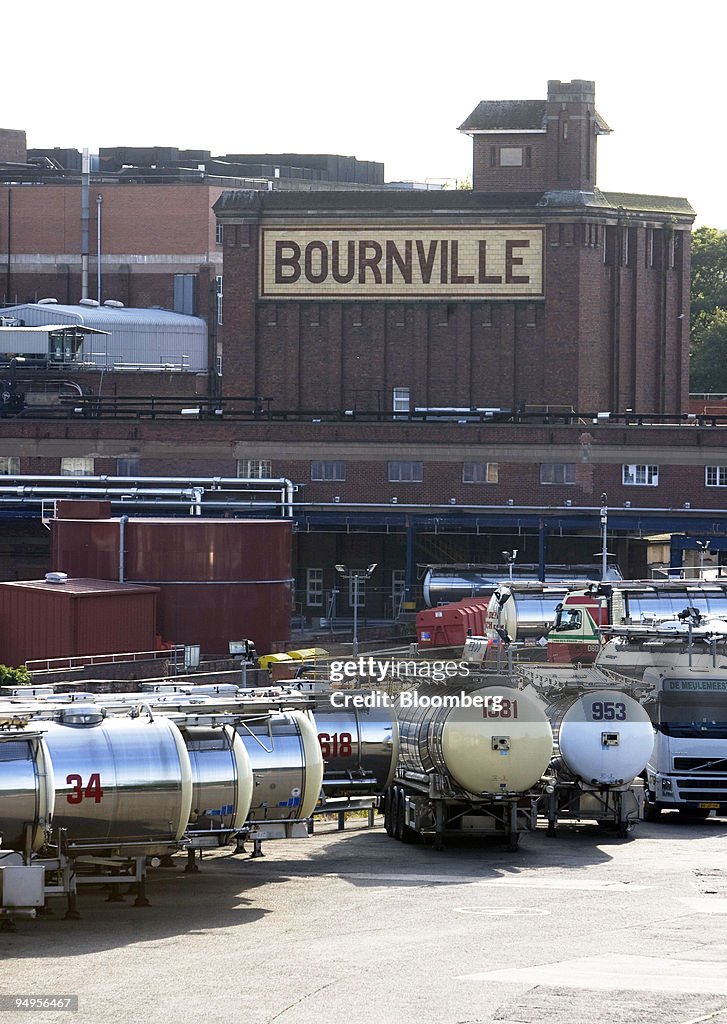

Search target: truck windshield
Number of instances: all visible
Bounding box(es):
[554,609,582,632]
[656,694,727,738]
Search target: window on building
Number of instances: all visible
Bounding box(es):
[61,457,94,477]
[388,461,423,483]
[540,463,576,485]
[0,457,20,475]
[623,464,659,486]
[499,147,523,167]
[392,386,410,419]
[215,222,223,245]
[173,273,196,315]
[116,457,140,476]
[646,229,655,268]
[237,459,272,479]
[306,568,323,607]
[706,466,727,487]
[311,460,346,482]
[462,462,499,484]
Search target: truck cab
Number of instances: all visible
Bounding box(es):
[642,668,727,819]
[547,589,610,663]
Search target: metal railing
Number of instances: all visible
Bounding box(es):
[4,394,727,427]
[25,645,185,673]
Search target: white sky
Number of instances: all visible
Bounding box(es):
[5,1,724,226]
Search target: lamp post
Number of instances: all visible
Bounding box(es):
[334,563,377,657]
[600,493,608,581]
[96,193,103,303]
[697,540,711,577]
[501,549,518,582]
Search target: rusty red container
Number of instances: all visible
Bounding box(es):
[416,597,491,649]
[0,578,158,666]
[51,517,292,655]
[55,500,112,520]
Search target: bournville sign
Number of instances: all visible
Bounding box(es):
[260,227,544,299]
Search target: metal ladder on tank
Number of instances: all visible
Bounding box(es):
[41,499,57,530]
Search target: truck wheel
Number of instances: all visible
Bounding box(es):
[643,791,662,822]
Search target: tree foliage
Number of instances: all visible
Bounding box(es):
[691,226,727,392]
[0,663,31,685]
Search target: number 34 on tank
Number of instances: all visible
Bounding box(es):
[65,772,104,804]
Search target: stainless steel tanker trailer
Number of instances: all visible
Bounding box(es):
[0,688,323,924]
[382,678,553,851]
[539,688,654,837]
[311,696,399,802]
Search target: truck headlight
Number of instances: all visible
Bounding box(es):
[660,778,673,794]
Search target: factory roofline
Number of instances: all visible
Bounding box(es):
[1,304,206,328]
[457,99,612,134]
[0,578,159,596]
[213,187,694,219]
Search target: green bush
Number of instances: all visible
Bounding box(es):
[0,663,32,686]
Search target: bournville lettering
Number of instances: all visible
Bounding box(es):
[261,227,544,299]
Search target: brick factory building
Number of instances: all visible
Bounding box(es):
[2,79,724,628]
[215,79,693,416]
[0,137,385,398]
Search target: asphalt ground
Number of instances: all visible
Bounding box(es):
[2,815,727,1024]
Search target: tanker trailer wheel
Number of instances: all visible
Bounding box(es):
[393,787,416,843]
[392,787,404,841]
[383,787,395,837]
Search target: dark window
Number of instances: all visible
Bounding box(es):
[311,461,346,482]
[540,463,576,485]
[388,461,423,483]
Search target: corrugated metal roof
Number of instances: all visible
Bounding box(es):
[2,304,205,330]
[2,304,208,371]
[0,324,109,334]
[0,578,159,596]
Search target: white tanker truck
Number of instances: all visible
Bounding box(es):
[541,688,654,836]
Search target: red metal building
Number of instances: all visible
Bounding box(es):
[0,577,158,666]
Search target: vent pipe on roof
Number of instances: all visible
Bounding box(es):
[119,515,128,583]
[81,148,90,301]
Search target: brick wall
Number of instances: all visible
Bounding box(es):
[219,204,689,415]
[0,183,223,312]
[3,416,727,508]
